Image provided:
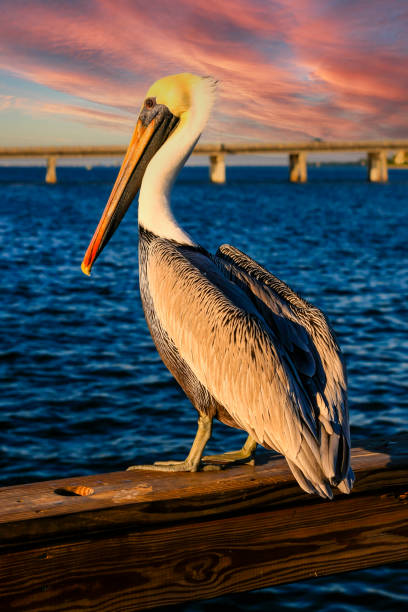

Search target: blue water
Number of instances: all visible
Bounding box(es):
[0,164,407,609]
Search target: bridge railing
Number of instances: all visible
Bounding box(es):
[0,435,407,610]
[0,142,407,184]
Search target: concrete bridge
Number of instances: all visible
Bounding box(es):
[0,141,407,184]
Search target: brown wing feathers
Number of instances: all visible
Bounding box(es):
[147,238,353,497]
[215,244,353,489]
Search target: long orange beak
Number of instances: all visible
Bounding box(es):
[81,105,179,276]
[81,119,155,276]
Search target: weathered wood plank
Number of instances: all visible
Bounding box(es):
[0,437,407,611]
[1,438,407,545]
[0,487,407,611]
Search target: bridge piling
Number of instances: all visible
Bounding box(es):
[367,151,388,183]
[289,152,307,183]
[209,153,226,183]
[45,155,57,184]
[393,149,406,165]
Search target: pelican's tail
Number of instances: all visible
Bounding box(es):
[286,458,334,499]
[285,426,354,500]
[286,459,355,499]
[337,466,355,494]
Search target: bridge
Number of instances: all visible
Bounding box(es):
[0,141,407,184]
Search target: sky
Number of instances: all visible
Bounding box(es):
[0,0,407,148]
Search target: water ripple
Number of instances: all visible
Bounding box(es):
[0,165,407,611]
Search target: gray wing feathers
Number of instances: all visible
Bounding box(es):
[148,239,353,497]
[149,242,314,453]
[215,244,353,492]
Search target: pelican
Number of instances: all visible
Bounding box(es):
[81,73,354,499]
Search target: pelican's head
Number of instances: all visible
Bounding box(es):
[81,73,216,275]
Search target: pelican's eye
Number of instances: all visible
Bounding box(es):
[145,97,156,109]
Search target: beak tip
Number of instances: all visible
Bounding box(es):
[81,261,92,276]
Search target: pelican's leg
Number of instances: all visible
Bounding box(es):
[127,415,216,473]
[202,434,257,466]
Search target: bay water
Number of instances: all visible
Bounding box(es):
[0,164,407,610]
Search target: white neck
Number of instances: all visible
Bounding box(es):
[138,79,215,244]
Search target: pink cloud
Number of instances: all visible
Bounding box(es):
[0,0,407,143]
[37,101,134,131]
[0,95,16,111]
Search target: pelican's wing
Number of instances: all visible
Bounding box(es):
[147,239,350,497]
[214,244,352,487]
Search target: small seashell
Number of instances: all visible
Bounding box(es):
[55,485,94,497]
[65,485,94,496]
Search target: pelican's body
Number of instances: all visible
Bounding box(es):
[82,74,354,498]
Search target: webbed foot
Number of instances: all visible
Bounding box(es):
[202,435,257,466]
[127,460,197,472]
[126,415,220,473]
[127,460,221,472]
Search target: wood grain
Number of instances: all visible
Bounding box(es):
[0,436,407,611]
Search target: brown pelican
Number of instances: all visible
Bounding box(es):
[81,73,354,499]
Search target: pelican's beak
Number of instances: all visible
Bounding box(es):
[81,105,179,275]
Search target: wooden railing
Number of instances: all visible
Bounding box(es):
[0,141,407,183]
[0,435,407,611]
